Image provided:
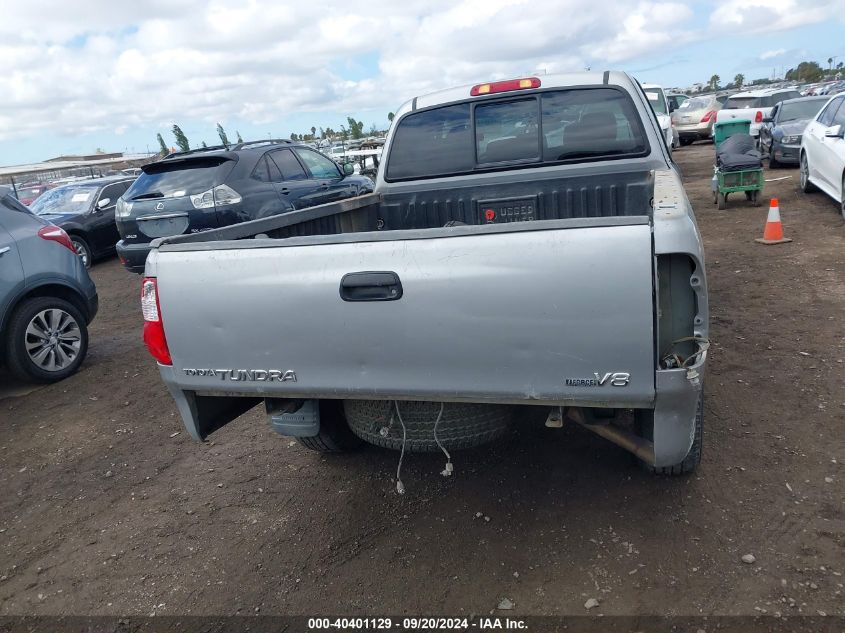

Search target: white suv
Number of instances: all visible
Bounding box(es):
[800,93,845,218]
[716,88,801,139]
[641,83,674,151]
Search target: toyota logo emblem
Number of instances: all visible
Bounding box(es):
[155,202,164,210]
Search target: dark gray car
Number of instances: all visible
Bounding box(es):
[760,96,829,167]
[0,187,98,383]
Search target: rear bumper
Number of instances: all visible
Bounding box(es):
[159,353,705,469]
[675,122,712,139]
[116,240,152,274]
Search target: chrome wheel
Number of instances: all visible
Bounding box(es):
[800,155,809,190]
[72,239,90,268]
[24,309,82,372]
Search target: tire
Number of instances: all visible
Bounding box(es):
[800,153,816,193]
[344,400,512,452]
[841,174,845,220]
[679,137,694,147]
[295,400,363,453]
[768,145,780,168]
[639,395,704,476]
[717,192,727,210]
[70,236,92,269]
[4,297,88,383]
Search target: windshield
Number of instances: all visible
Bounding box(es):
[127,158,232,200]
[779,100,826,122]
[644,88,666,114]
[30,184,97,215]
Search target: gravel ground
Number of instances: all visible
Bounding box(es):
[0,143,843,617]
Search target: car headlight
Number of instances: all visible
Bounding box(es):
[781,134,801,144]
[115,197,133,219]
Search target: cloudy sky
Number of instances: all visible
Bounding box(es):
[1,0,843,165]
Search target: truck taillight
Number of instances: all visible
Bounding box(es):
[755,110,763,123]
[38,225,76,254]
[700,110,715,123]
[141,278,172,365]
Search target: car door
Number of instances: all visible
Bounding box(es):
[820,98,845,201]
[809,97,844,192]
[266,149,325,210]
[292,147,357,204]
[804,97,841,190]
[0,199,27,326]
[89,181,127,255]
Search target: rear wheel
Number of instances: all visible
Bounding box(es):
[800,153,816,193]
[717,192,727,209]
[679,137,694,147]
[70,236,92,268]
[5,297,88,383]
[295,400,363,453]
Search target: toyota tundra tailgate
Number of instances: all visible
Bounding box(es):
[152,218,655,407]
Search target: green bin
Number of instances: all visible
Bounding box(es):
[713,120,751,149]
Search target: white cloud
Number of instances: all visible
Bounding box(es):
[760,48,787,60]
[0,0,841,148]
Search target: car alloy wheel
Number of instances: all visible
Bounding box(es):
[71,238,91,268]
[800,155,809,190]
[24,308,82,372]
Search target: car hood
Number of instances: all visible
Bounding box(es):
[776,120,811,135]
[37,213,85,225]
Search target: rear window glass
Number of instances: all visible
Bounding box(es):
[724,96,761,109]
[679,97,712,110]
[387,88,648,181]
[126,158,232,200]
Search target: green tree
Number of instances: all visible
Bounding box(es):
[837,61,843,70]
[785,61,824,82]
[734,73,744,88]
[217,123,229,146]
[310,126,317,138]
[236,130,243,143]
[156,133,169,156]
[172,124,190,152]
[828,57,833,70]
[346,117,365,139]
[709,74,720,90]
[201,141,208,148]
[387,112,395,123]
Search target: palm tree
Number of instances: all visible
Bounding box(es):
[709,74,720,90]
[828,57,834,70]
[734,73,744,88]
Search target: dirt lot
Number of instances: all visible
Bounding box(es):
[1,144,843,618]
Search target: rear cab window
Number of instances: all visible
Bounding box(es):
[126,158,234,200]
[387,87,649,181]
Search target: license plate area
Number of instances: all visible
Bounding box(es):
[478,196,537,224]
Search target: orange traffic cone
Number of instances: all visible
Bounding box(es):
[755,198,792,245]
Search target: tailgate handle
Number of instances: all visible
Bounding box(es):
[340,271,403,302]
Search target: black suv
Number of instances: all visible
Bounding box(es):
[29,176,136,268]
[115,140,374,273]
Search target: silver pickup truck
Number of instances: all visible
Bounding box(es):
[141,71,709,477]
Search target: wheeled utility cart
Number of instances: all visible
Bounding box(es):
[712,120,764,210]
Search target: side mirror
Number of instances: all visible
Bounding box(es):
[825,124,844,138]
[96,197,111,209]
[668,103,676,113]
[342,162,355,176]
[762,116,773,123]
